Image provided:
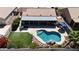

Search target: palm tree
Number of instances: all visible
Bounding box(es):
[69,31,79,48]
[69,32,79,41]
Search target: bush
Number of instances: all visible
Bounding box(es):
[69,31,79,42]
[12,17,21,31]
[69,31,79,48]
[0,35,8,48]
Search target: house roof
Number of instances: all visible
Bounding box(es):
[22,7,56,16]
[0,7,16,19]
[21,16,57,21]
[68,8,79,23]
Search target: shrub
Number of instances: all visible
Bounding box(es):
[69,31,79,48]
[12,17,21,31]
[0,35,8,48]
[69,31,79,42]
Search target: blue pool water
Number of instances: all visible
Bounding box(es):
[37,30,61,42]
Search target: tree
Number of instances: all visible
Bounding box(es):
[69,32,79,41]
[12,17,21,31]
[69,31,79,48]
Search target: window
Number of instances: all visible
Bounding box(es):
[29,21,34,25]
[33,21,38,25]
[21,21,29,25]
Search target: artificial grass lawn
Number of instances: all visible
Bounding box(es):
[7,32,37,48]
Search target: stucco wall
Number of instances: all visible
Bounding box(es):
[0,25,12,38]
[5,25,12,37]
[62,8,72,24]
[0,18,5,24]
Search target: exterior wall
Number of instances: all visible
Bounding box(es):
[70,19,75,27]
[62,8,79,28]
[62,8,72,25]
[5,13,14,25]
[5,25,12,37]
[0,25,12,37]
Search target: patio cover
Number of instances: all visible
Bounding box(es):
[21,16,57,21]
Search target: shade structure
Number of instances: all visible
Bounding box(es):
[21,16,57,21]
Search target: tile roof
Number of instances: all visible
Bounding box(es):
[22,7,56,16]
[68,8,79,22]
[0,7,16,19]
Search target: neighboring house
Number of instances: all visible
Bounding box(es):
[0,7,17,37]
[0,7,17,25]
[62,8,79,28]
[20,7,57,29]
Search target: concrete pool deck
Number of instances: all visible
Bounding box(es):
[16,26,68,45]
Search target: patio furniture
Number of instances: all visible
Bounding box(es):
[55,22,60,27]
[20,25,28,31]
[58,28,65,33]
[59,22,68,29]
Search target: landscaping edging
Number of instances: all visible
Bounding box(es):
[0,48,78,51]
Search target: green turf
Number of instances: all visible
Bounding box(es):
[7,32,34,48]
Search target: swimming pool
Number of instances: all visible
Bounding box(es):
[37,30,61,42]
